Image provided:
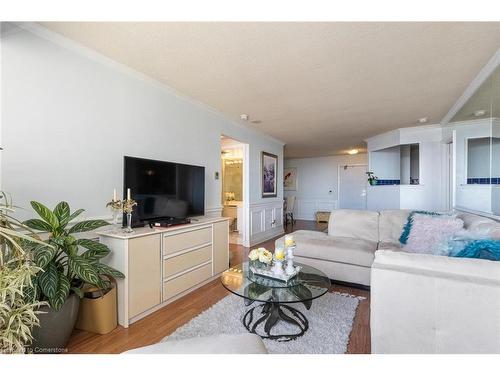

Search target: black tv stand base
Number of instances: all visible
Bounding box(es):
[148,217,191,228]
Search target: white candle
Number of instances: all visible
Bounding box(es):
[127,188,131,200]
[113,189,117,201]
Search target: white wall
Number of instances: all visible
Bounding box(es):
[1,24,284,245]
[366,125,446,212]
[467,137,491,178]
[284,153,367,220]
[370,146,400,180]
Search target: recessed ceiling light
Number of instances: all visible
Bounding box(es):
[418,117,428,124]
[473,110,486,117]
[240,114,249,121]
[348,149,359,155]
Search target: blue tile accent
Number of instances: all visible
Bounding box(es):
[376,179,401,185]
[466,177,500,184]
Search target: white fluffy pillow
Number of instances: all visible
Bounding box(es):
[403,214,464,255]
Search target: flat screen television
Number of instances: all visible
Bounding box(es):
[123,156,205,226]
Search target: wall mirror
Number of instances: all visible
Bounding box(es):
[451,64,499,215]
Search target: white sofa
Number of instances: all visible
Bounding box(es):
[371,249,500,353]
[277,208,500,353]
[123,333,268,354]
[276,209,411,286]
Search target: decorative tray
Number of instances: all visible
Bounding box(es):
[249,264,302,283]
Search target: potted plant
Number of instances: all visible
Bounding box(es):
[366,171,379,186]
[23,201,124,351]
[0,192,49,354]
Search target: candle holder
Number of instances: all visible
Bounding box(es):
[124,212,133,233]
[285,245,296,275]
[122,198,137,234]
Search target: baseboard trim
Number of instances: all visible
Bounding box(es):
[331,279,370,291]
[250,226,284,247]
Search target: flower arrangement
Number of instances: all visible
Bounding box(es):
[248,247,273,265]
[122,198,137,214]
[106,199,122,210]
[248,246,300,281]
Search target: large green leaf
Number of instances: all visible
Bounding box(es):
[30,201,59,229]
[33,244,57,268]
[68,219,109,234]
[0,226,49,248]
[54,201,70,226]
[95,263,125,279]
[49,236,65,247]
[78,239,110,259]
[68,256,100,285]
[23,218,53,232]
[49,273,70,311]
[38,261,59,298]
[66,208,85,224]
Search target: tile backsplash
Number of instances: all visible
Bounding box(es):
[467,177,500,184]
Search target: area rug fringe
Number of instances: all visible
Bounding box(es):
[331,291,366,300]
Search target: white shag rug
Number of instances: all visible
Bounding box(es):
[162,292,363,354]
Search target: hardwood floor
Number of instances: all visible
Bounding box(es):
[67,220,370,354]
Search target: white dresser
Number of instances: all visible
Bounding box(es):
[98,217,229,328]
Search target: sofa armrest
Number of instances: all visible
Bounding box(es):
[371,250,500,353]
[373,250,500,285]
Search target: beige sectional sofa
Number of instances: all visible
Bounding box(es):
[277,208,500,353]
[276,209,410,286]
[275,209,499,287]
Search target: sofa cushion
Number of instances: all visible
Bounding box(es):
[328,209,380,242]
[402,213,464,255]
[379,210,411,243]
[457,212,496,231]
[456,212,500,238]
[291,233,377,268]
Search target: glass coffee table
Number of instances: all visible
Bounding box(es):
[220,262,331,341]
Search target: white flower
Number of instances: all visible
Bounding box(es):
[258,249,273,264]
[248,249,259,261]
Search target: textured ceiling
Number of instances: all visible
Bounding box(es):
[41,22,500,158]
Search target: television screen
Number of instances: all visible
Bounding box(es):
[124,156,205,226]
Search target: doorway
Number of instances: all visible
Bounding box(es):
[338,164,368,209]
[220,135,248,245]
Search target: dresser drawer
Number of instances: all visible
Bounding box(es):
[162,263,212,301]
[163,245,212,278]
[163,227,212,256]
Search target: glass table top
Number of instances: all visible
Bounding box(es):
[220,262,331,304]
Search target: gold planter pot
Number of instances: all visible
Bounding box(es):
[75,281,118,335]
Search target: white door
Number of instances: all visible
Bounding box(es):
[338,165,368,209]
